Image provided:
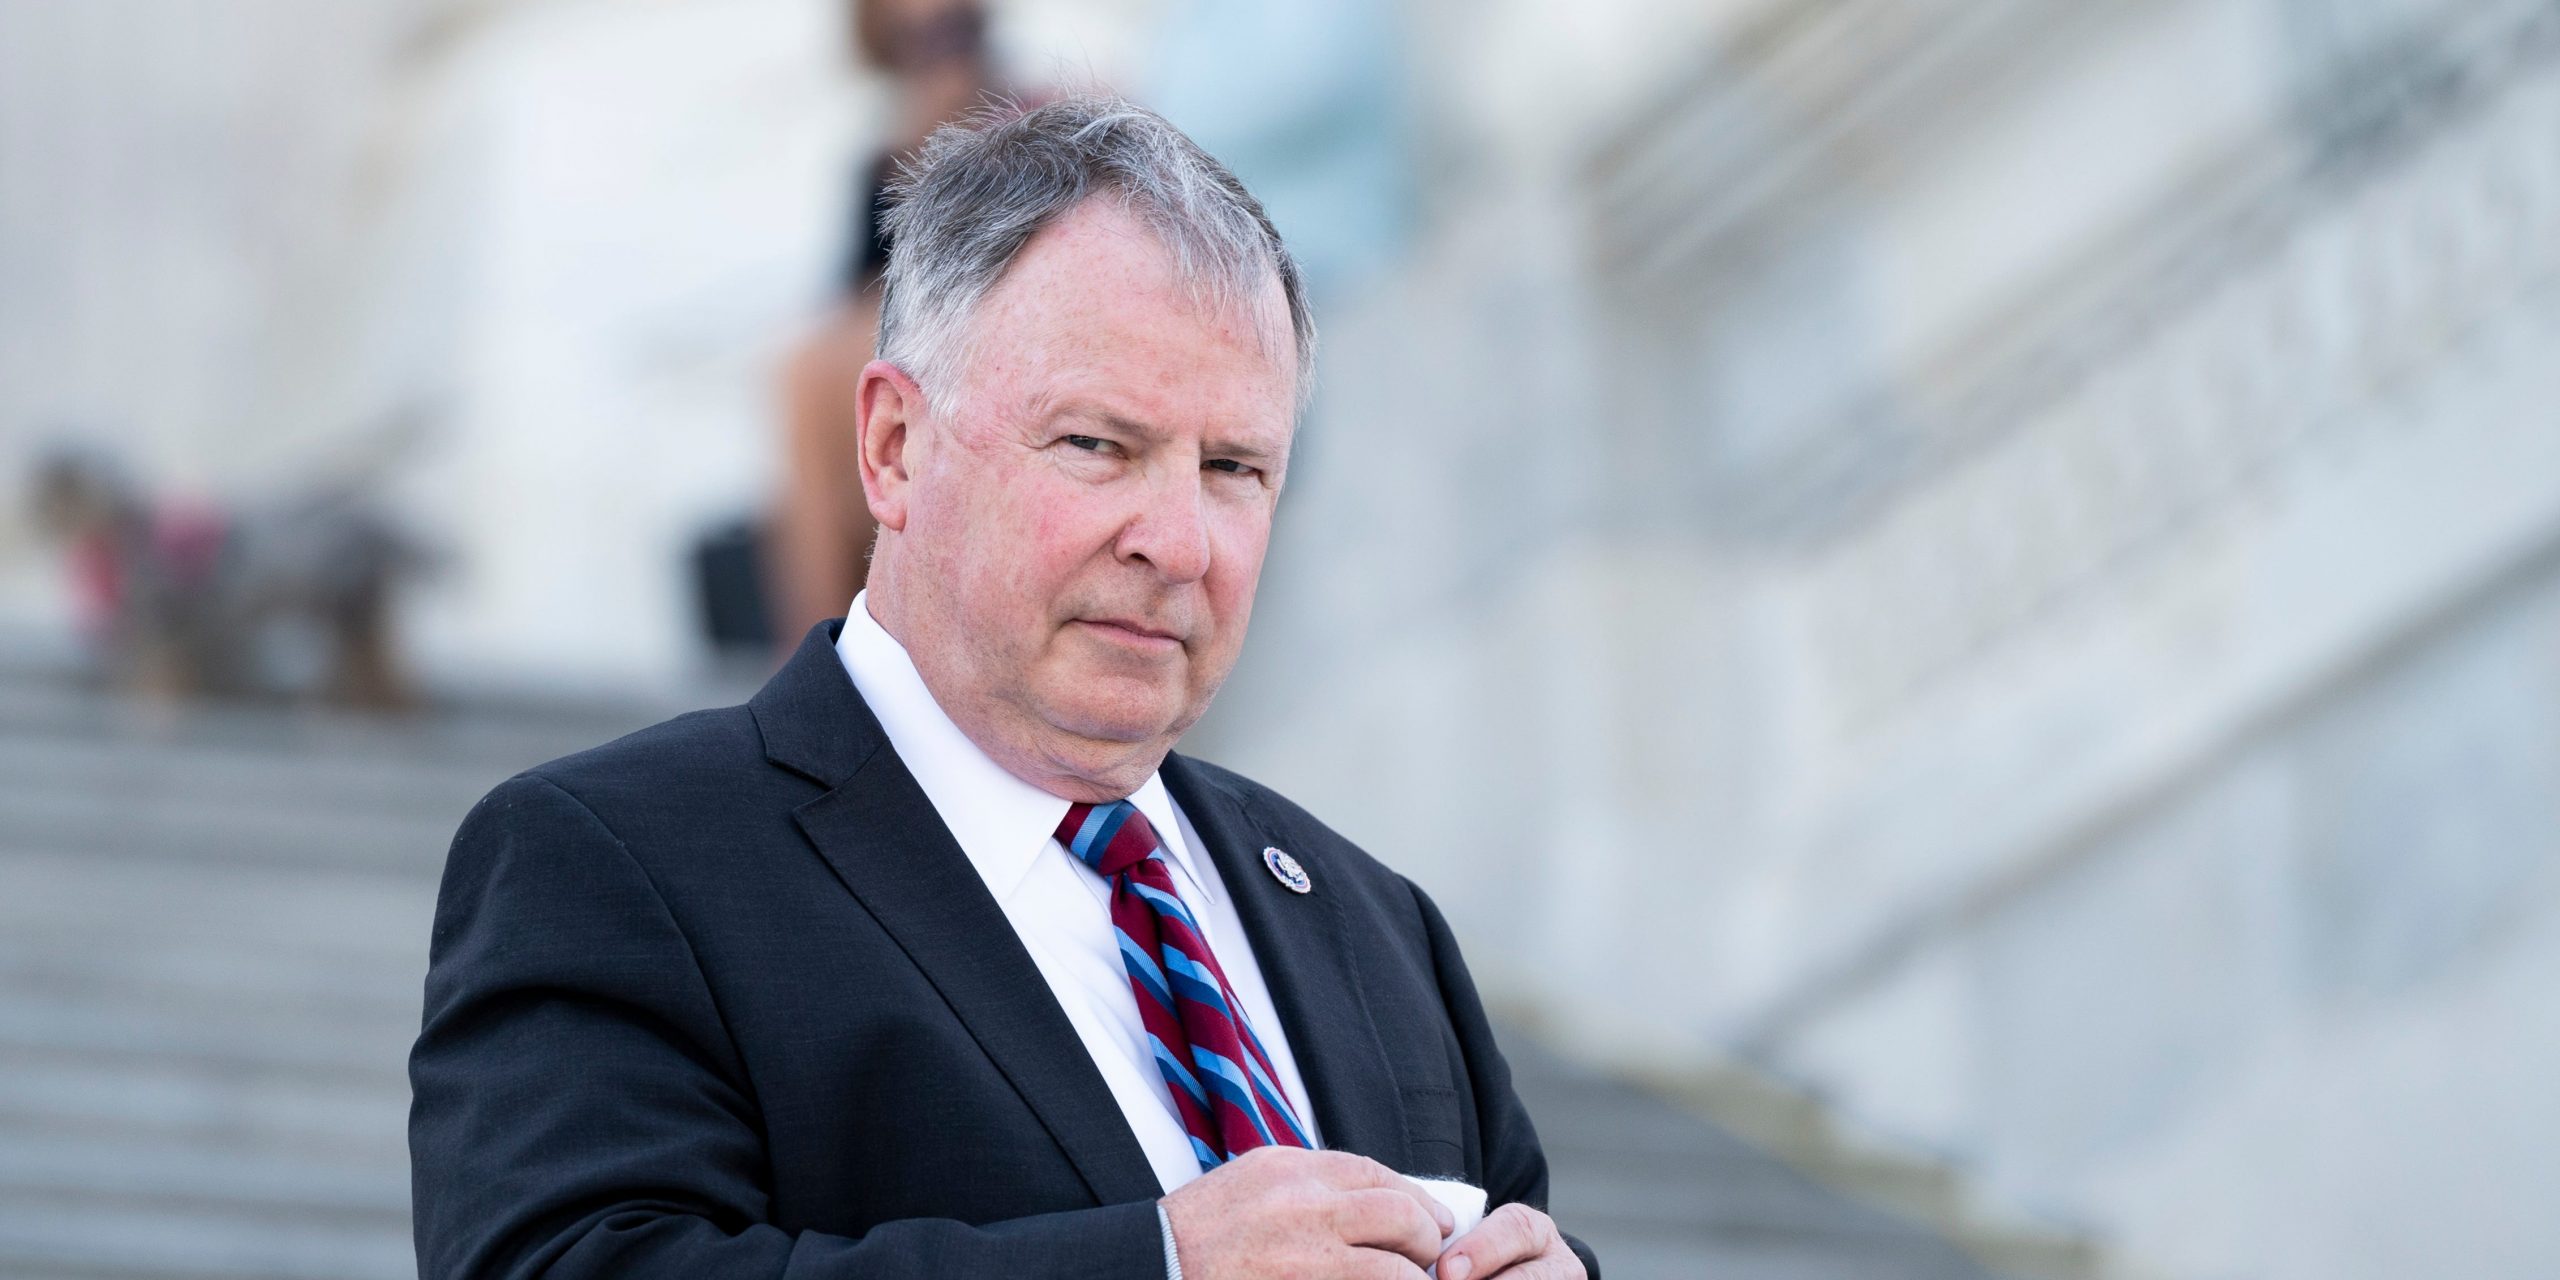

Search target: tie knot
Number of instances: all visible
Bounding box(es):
[1054,800,1162,879]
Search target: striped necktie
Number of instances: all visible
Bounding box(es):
[1055,799,1311,1170]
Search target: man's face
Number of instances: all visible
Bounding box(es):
[872,198,1297,795]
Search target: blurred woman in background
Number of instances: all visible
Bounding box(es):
[766,0,1010,649]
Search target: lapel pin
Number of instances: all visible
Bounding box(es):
[1263,846,1312,894]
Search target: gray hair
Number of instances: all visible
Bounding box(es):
[875,95,1315,414]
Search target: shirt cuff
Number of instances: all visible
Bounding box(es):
[1157,1202,1184,1280]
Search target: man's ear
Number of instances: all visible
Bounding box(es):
[855,359,927,533]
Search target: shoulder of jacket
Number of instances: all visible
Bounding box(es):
[1175,754,1418,902]
[515,703,764,794]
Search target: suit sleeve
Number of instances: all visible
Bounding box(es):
[1409,880,1602,1280]
[408,773,1161,1280]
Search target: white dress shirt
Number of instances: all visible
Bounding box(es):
[834,591,1323,1195]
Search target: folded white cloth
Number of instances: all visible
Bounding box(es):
[1411,1178,1488,1277]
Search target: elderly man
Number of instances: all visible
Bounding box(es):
[410,97,1595,1280]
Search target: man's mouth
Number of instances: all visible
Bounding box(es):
[1075,617,1184,651]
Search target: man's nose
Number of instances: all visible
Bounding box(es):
[1117,470,1212,584]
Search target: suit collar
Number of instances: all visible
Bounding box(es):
[756,621,1164,1205]
[750,619,883,788]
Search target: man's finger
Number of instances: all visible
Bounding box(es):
[1332,1186,1448,1267]
[1336,1251,1433,1280]
[1487,1257,1583,1280]
[1312,1151,1457,1235]
[1436,1203,1556,1280]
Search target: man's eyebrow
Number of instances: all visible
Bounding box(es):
[1065,405,1287,464]
[1206,434,1286,465]
[1076,408,1166,443]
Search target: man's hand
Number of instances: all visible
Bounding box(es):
[1160,1147,1456,1279]
[1434,1203,1584,1280]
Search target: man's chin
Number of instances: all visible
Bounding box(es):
[1036,690,1188,753]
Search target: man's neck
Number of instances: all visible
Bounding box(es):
[857,583,1167,803]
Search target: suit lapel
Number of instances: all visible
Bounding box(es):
[1162,754,1410,1169]
[753,623,1163,1207]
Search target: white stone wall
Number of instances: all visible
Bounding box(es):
[1209,0,2560,1273]
[1786,558,2560,1276]
[388,0,860,690]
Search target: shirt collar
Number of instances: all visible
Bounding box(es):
[833,591,1216,907]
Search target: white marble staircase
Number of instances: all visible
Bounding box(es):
[0,672,2084,1279]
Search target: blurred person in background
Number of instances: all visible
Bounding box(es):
[766,0,1017,650]
[29,438,425,710]
[1140,0,1416,305]
[412,97,1593,1280]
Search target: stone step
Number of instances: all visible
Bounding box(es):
[0,964,421,1059]
[0,788,458,880]
[1510,1058,1980,1242]
[1500,1038,2020,1278]
[1583,1218,2018,1280]
[1955,1224,2112,1280]
[0,1132,409,1221]
[1782,1144,1969,1232]
[0,938,425,1017]
[0,1049,405,1155]
[0,1196,412,1280]
[0,850,433,961]
[1545,1148,1956,1241]
[0,995,412,1086]
[1614,1058,2115,1280]
[1618,1060,1848,1162]
[0,674,672,780]
[0,731,500,826]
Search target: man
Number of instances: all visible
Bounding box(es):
[410,97,1595,1280]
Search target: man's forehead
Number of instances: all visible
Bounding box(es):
[973,200,1299,392]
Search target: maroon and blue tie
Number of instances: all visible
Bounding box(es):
[1055,800,1311,1170]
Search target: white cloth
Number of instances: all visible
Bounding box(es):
[835,591,1324,1194]
[1415,1179,1487,1239]
[1415,1178,1488,1276]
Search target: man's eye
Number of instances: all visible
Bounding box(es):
[1205,458,1256,475]
[1064,434,1108,451]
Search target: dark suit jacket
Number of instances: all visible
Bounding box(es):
[409,621,1597,1277]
